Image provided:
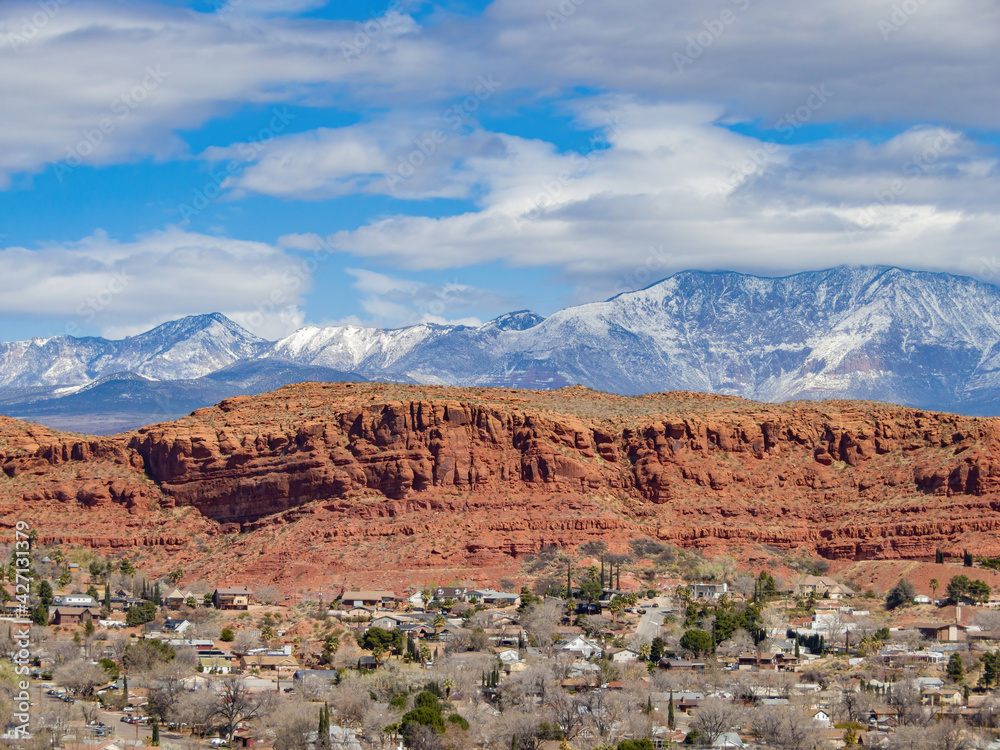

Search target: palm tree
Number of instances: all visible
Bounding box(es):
[930,578,939,602]
[638,642,652,661]
[433,614,446,635]
[419,644,431,664]
[441,678,455,697]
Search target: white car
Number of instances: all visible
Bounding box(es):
[210,738,228,747]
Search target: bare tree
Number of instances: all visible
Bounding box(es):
[232,630,261,657]
[266,700,317,750]
[55,659,107,697]
[255,585,281,605]
[887,680,929,727]
[752,707,822,750]
[520,600,562,655]
[177,688,217,737]
[692,697,745,746]
[212,678,264,746]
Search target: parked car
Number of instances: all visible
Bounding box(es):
[122,707,136,713]
[210,738,228,747]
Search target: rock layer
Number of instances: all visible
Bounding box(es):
[4,383,1000,587]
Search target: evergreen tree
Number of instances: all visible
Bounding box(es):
[151,723,159,746]
[600,557,605,589]
[936,549,945,564]
[566,562,572,599]
[668,691,675,730]
[104,582,111,607]
[38,580,54,606]
[947,652,965,683]
[964,550,974,567]
[616,562,620,590]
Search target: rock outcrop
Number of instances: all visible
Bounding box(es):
[4,383,1000,588]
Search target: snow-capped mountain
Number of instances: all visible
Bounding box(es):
[270,267,1000,411]
[6,266,1000,433]
[0,312,270,390]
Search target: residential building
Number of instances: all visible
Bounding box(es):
[689,583,728,600]
[213,587,251,610]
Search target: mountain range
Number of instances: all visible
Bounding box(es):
[5,266,1000,432]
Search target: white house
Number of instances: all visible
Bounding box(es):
[607,647,640,663]
[559,635,602,659]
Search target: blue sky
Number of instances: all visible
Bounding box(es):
[1,0,999,341]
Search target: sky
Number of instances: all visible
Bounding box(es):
[1,0,999,342]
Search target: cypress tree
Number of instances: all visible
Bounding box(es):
[600,557,605,589]
[668,691,675,729]
[151,724,159,746]
[566,563,571,599]
[936,549,945,564]
[616,562,620,590]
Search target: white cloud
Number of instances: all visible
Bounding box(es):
[303,98,1000,303]
[0,228,312,340]
[342,267,495,328]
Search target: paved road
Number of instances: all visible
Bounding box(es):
[635,596,671,642]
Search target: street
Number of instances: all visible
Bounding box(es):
[634,596,670,642]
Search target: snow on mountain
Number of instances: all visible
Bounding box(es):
[6,268,1000,421]
[0,313,270,389]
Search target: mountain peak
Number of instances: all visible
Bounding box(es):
[483,310,545,331]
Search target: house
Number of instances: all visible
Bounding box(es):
[435,586,470,602]
[213,587,251,610]
[56,594,97,607]
[51,607,102,626]
[558,635,603,659]
[371,614,409,631]
[163,588,195,609]
[606,647,640,663]
[922,688,964,707]
[689,583,728,600]
[358,655,378,670]
[794,575,855,600]
[808,709,833,727]
[909,621,963,642]
[240,654,300,672]
[341,590,396,607]
[473,590,522,608]
[658,658,707,673]
[880,649,946,666]
[737,652,797,672]
[200,657,233,674]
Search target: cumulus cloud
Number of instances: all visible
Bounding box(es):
[0,228,312,339]
[298,98,1000,304]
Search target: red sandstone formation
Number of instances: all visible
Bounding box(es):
[3,383,1000,591]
